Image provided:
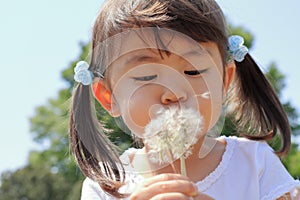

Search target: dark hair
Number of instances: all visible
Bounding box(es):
[227,54,290,154]
[69,0,291,197]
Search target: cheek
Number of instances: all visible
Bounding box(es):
[193,73,223,132]
[117,85,163,137]
[205,76,224,130]
[198,98,222,133]
[192,81,212,132]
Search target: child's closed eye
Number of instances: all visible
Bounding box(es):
[132,75,158,81]
[184,69,208,77]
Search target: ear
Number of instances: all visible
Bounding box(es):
[92,81,120,117]
[224,61,236,93]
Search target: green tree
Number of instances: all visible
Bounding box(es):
[0,165,81,200]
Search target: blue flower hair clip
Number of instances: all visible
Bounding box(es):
[74,61,93,85]
[228,35,248,62]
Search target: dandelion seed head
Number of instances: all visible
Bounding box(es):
[143,107,204,164]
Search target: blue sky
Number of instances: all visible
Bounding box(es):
[0,0,299,175]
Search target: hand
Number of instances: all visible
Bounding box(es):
[130,173,214,200]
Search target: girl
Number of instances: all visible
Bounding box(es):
[70,0,300,199]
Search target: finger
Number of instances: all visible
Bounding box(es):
[143,173,190,187]
[130,180,198,200]
[150,192,190,200]
[193,192,215,200]
[147,180,198,196]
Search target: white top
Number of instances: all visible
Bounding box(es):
[81,136,300,200]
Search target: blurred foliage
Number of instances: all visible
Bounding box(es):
[0,165,82,200]
[282,143,300,178]
[0,24,300,200]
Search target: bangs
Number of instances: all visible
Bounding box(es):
[105,0,227,44]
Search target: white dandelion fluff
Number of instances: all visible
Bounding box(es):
[143,107,204,174]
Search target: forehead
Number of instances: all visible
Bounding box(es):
[105,27,210,67]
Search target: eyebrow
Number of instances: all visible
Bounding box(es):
[182,48,208,57]
[124,50,160,66]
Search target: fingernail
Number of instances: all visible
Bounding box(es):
[191,183,198,196]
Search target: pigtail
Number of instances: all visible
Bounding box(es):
[228,53,291,155]
[69,84,128,198]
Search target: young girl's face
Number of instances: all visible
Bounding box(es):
[104,29,229,138]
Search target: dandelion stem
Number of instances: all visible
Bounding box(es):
[180,156,187,176]
[167,145,178,174]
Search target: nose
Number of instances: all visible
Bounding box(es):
[161,89,187,105]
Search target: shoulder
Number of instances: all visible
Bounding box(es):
[81,177,106,200]
[222,136,300,199]
[80,148,141,200]
[223,135,267,147]
[223,136,283,171]
[82,177,100,191]
[222,136,272,157]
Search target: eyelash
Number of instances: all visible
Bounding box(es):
[184,69,208,76]
[133,75,158,81]
[132,69,207,81]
